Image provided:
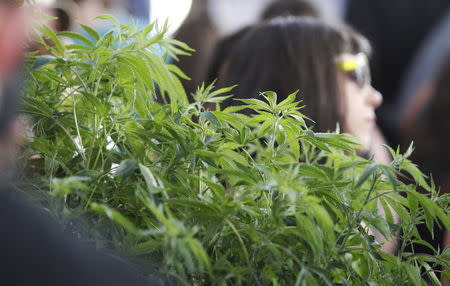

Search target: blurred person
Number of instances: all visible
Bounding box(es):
[68,0,152,50]
[0,0,28,177]
[27,1,74,55]
[71,0,146,32]
[206,0,319,86]
[403,52,450,285]
[220,17,382,155]
[177,0,320,97]
[40,1,74,32]
[34,1,73,32]
[205,27,252,87]
[0,2,160,285]
[174,0,219,96]
[397,9,450,136]
[51,6,71,31]
[219,16,395,249]
[395,21,450,283]
[72,0,124,27]
[217,17,397,252]
[345,0,450,147]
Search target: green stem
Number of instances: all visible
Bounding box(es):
[338,174,380,253]
[225,218,262,286]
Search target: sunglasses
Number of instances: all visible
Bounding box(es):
[337,53,371,90]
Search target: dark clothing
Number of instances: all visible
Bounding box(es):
[345,0,450,145]
[0,70,22,137]
[396,9,450,130]
[0,186,160,286]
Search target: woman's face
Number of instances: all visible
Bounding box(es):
[337,53,383,148]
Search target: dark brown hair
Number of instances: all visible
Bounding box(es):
[220,17,370,132]
[261,0,319,20]
[205,26,252,85]
[206,0,319,87]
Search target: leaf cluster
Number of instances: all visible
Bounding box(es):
[20,18,450,285]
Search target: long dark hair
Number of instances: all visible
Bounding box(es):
[261,0,319,20]
[206,0,319,88]
[219,17,370,132]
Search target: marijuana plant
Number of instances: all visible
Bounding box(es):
[21,17,450,285]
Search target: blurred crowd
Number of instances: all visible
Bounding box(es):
[0,0,450,285]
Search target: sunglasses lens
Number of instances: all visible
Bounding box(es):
[338,53,371,89]
[355,66,369,88]
[358,54,371,89]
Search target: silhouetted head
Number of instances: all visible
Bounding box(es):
[261,0,319,20]
[206,0,319,88]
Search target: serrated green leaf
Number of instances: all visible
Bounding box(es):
[80,23,101,42]
[355,164,379,189]
[139,164,159,194]
[200,111,222,127]
[58,31,94,47]
[95,14,121,26]
[40,25,65,55]
[91,203,138,234]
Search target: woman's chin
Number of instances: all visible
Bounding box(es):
[355,133,372,151]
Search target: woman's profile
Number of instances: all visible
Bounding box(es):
[215,17,397,253]
[218,17,385,160]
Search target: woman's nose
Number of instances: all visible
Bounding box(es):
[366,86,383,108]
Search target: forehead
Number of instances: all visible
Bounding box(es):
[337,53,366,62]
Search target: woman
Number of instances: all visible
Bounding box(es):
[216,17,397,253]
[206,0,319,86]
[218,16,384,158]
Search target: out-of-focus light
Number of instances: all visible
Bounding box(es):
[150,0,192,35]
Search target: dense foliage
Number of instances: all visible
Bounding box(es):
[21,18,450,285]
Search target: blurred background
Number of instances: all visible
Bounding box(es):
[2,0,448,283]
[31,0,450,160]
[32,0,450,174]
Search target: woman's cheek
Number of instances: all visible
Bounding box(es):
[342,82,373,148]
